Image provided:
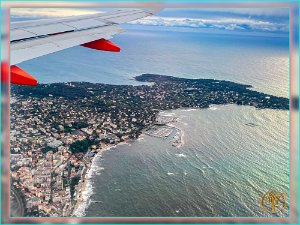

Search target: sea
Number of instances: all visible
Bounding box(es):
[17,24,289,217]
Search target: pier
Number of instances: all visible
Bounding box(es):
[146,125,173,138]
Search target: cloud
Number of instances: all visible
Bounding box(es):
[194,8,289,17]
[129,16,288,32]
[11,8,101,18]
[10,8,288,33]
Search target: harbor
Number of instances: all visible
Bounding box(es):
[145,114,184,148]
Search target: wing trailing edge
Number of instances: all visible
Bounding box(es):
[10,8,161,86]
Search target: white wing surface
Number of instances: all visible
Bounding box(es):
[11,9,157,65]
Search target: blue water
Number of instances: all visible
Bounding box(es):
[16,24,289,217]
[84,106,288,217]
[17,24,288,97]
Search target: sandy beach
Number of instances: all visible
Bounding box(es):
[72,113,185,217]
[71,144,114,216]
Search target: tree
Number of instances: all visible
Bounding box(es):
[70,139,99,154]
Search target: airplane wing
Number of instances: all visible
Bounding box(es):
[10,8,159,86]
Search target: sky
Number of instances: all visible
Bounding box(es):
[11,7,289,36]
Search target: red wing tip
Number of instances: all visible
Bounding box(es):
[11,65,38,86]
[81,39,121,52]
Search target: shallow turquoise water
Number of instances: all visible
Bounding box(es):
[15,23,289,217]
[85,105,288,217]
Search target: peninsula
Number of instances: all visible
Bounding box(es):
[10,74,288,217]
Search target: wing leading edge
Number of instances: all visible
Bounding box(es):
[10,8,159,86]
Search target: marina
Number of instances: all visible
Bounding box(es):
[146,125,173,138]
[146,114,184,148]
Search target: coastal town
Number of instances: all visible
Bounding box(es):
[10,74,289,217]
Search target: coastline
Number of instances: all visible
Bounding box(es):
[70,106,288,216]
[67,106,234,216]
[160,111,186,148]
[71,144,115,216]
[167,120,185,148]
[71,111,186,217]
